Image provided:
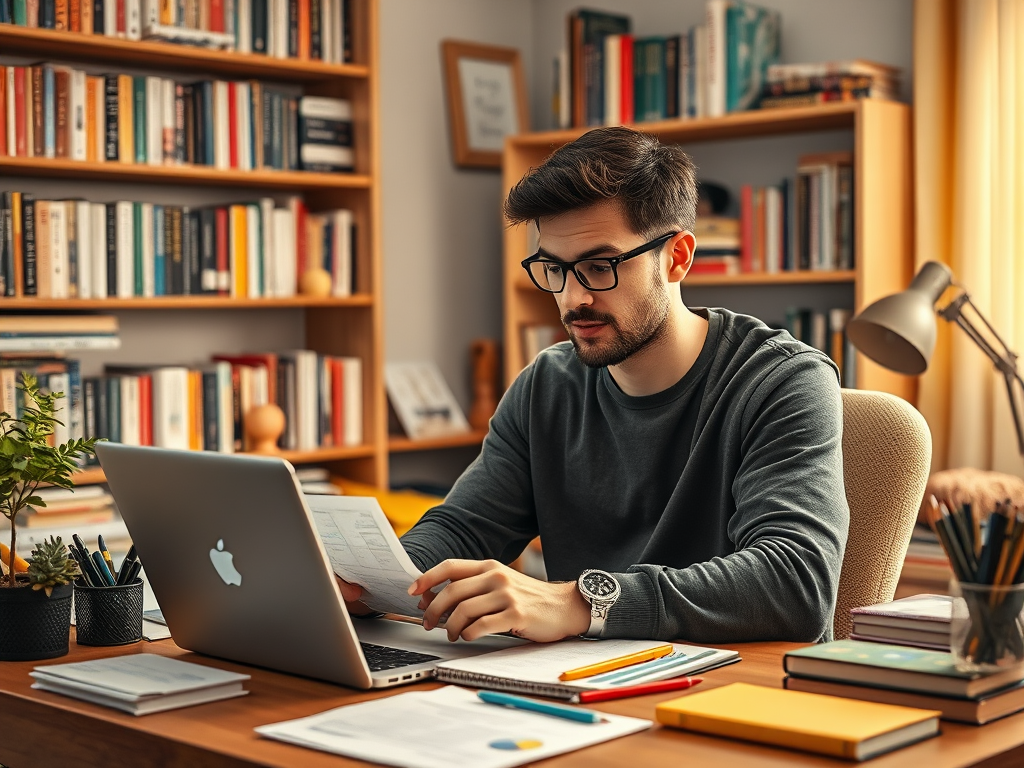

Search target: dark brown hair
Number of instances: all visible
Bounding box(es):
[503,126,698,236]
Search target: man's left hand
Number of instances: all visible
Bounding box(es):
[409,559,591,643]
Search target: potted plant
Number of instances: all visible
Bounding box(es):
[0,373,99,661]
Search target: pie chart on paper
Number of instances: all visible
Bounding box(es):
[489,739,544,751]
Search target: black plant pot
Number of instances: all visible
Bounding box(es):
[0,580,73,661]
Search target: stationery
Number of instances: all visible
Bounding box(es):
[434,638,739,700]
[558,644,673,681]
[656,682,940,761]
[255,685,651,768]
[30,654,250,715]
[477,691,602,723]
[573,676,703,703]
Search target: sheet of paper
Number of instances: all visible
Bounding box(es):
[305,494,426,618]
[142,620,172,641]
[256,685,651,768]
[31,654,249,696]
[437,638,740,690]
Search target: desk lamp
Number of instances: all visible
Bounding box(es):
[846,260,1024,456]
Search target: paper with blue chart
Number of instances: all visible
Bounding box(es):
[255,685,650,768]
[306,494,428,619]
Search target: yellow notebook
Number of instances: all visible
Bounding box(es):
[655,683,940,761]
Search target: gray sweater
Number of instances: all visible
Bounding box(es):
[401,308,849,643]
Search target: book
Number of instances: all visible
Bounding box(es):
[655,682,939,760]
[30,654,249,715]
[785,675,1024,725]
[784,639,1024,698]
[434,638,739,701]
[850,593,952,649]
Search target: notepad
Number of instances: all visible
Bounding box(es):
[256,685,652,768]
[434,638,739,700]
[31,654,250,715]
[656,682,940,761]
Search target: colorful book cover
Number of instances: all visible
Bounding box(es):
[725,1,781,113]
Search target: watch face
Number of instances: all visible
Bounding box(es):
[581,571,617,599]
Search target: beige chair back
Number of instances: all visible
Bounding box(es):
[834,389,932,640]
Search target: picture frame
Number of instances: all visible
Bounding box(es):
[442,39,530,169]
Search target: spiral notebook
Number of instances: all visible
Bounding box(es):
[434,638,740,700]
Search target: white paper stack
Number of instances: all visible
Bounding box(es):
[31,654,250,715]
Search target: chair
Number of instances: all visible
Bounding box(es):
[833,389,932,640]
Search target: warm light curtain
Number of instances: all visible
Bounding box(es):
[914,0,1024,477]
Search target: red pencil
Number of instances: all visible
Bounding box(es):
[573,676,704,704]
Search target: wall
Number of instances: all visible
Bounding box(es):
[379,0,533,487]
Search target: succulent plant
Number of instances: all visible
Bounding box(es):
[26,536,81,597]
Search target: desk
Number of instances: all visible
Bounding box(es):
[2,634,1024,768]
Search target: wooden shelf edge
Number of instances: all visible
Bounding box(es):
[72,445,378,484]
[685,270,857,286]
[0,24,370,82]
[0,295,374,309]
[388,430,488,453]
[0,157,371,190]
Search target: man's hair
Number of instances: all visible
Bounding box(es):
[503,126,698,237]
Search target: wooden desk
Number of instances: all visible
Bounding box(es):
[2,634,1024,768]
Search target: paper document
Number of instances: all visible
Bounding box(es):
[306,494,427,618]
[256,685,651,768]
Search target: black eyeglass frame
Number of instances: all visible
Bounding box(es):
[520,231,679,294]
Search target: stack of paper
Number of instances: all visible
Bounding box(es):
[31,654,250,715]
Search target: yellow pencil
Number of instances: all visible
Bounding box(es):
[558,644,674,682]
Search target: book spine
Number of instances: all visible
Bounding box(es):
[105,202,116,297]
[132,76,146,164]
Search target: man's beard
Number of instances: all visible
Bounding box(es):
[562,275,671,369]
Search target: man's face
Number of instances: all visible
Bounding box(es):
[538,202,672,369]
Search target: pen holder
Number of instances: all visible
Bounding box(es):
[949,579,1024,673]
[74,579,144,647]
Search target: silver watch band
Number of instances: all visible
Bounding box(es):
[585,601,613,637]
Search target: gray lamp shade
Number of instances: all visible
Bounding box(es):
[846,261,953,376]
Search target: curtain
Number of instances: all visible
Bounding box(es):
[914,0,1024,476]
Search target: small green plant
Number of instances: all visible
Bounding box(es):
[0,373,100,589]
[26,536,81,597]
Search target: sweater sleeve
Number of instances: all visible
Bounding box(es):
[400,369,539,571]
[604,353,849,643]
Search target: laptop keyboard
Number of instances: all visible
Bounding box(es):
[360,642,441,672]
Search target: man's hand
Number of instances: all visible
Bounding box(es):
[334,576,375,617]
[408,559,592,643]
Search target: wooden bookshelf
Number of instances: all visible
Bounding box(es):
[387,430,488,453]
[502,99,915,402]
[0,0,388,488]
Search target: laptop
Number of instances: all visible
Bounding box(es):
[95,443,523,689]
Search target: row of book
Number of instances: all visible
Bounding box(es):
[783,307,856,388]
[0,192,357,299]
[0,64,354,172]
[0,0,353,63]
[758,59,901,110]
[0,349,363,459]
[557,2,780,127]
[692,154,854,277]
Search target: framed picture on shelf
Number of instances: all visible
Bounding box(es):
[441,39,529,169]
[385,362,471,440]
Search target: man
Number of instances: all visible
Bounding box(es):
[342,126,848,645]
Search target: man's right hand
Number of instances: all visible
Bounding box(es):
[334,577,375,617]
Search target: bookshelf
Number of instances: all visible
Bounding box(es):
[502,99,915,403]
[0,0,390,489]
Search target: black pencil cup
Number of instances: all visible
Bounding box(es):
[74,579,144,646]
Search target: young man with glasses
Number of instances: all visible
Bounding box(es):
[342,127,849,645]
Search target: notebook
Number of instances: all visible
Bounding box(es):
[434,638,739,700]
[655,682,940,761]
[30,654,250,715]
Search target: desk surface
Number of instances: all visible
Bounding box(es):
[2,633,1024,768]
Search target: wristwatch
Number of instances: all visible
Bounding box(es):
[577,569,621,638]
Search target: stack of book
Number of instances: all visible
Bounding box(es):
[781,307,855,387]
[0,315,119,353]
[556,2,781,127]
[758,59,901,110]
[30,654,250,715]
[691,216,740,275]
[0,0,353,62]
[902,523,954,583]
[850,593,953,651]
[784,639,1024,725]
[297,96,354,172]
[0,192,357,300]
[17,486,118,531]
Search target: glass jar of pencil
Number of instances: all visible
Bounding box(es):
[950,580,1024,673]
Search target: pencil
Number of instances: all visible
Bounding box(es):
[936,504,973,582]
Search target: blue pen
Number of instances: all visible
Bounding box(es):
[91,551,115,586]
[477,691,603,724]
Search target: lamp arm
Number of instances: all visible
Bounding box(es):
[940,292,1024,456]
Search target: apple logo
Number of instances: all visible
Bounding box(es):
[209,539,242,586]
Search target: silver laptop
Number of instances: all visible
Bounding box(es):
[95,443,521,689]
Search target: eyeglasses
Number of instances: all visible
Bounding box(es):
[520,232,678,294]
